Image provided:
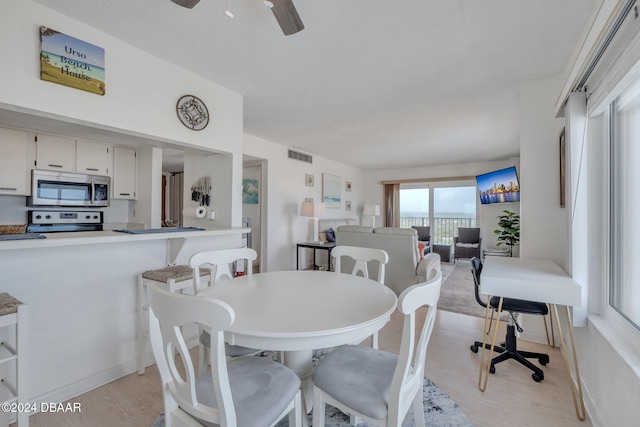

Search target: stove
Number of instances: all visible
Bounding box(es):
[27,210,104,233]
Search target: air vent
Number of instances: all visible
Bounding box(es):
[288,149,313,164]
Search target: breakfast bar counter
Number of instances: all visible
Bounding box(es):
[0,226,249,251]
[0,225,249,410]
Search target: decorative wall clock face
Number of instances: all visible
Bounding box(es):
[176,95,210,131]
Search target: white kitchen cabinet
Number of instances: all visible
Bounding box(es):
[76,140,110,176]
[112,146,136,199]
[35,133,76,172]
[0,127,30,195]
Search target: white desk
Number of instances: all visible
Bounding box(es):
[198,270,397,414]
[479,257,586,421]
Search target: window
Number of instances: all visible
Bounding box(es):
[399,183,476,244]
[610,77,640,331]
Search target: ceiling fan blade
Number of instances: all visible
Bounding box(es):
[170,0,201,9]
[270,0,304,36]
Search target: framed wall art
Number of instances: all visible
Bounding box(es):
[39,26,106,95]
[242,179,259,204]
[345,181,352,192]
[322,173,341,208]
[305,174,314,187]
[345,200,352,211]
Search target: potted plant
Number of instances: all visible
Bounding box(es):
[494,210,520,257]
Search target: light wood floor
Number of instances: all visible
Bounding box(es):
[25,310,591,426]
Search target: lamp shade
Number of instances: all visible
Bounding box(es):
[300,201,325,218]
[363,204,381,216]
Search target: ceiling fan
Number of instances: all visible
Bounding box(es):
[170,0,304,36]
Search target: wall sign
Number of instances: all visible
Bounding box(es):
[39,26,106,96]
[176,95,210,131]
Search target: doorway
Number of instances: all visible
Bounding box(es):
[243,155,266,273]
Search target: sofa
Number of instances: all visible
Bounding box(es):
[334,226,439,296]
[313,219,358,269]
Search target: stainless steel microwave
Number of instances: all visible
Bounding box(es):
[27,170,110,207]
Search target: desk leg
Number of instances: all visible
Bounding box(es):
[478,296,503,392]
[283,350,314,426]
[551,304,586,421]
[297,246,300,270]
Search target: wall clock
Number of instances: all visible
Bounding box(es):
[176,95,210,131]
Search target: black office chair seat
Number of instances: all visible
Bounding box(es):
[489,297,548,316]
[470,257,550,382]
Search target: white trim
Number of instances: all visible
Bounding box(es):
[27,336,198,415]
[590,311,640,376]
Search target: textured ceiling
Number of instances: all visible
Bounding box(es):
[33,0,596,170]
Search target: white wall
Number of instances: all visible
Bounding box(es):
[519,75,568,266]
[243,134,366,271]
[0,0,244,227]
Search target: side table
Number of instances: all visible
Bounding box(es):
[483,247,511,259]
[432,244,451,263]
[296,242,336,271]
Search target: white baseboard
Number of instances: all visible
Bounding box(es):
[27,336,199,416]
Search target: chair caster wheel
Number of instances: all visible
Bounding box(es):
[539,355,549,366]
[532,372,544,382]
[470,344,478,353]
[489,364,495,374]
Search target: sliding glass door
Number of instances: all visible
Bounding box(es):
[400,182,477,244]
[433,186,477,244]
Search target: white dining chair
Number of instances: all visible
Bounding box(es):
[137,264,211,374]
[331,245,389,348]
[312,268,443,427]
[190,248,261,375]
[147,282,302,427]
[331,245,389,284]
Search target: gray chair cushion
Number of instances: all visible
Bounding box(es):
[311,345,397,420]
[194,356,301,426]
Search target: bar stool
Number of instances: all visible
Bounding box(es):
[136,265,211,375]
[0,293,27,427]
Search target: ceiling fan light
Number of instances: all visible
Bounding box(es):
[264,1,274,8]
[225,9,234,18]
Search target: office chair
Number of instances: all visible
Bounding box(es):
[468,257,550,382]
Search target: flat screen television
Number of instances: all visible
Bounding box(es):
[476,166,520,205]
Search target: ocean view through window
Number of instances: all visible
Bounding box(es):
[400,184,476,245]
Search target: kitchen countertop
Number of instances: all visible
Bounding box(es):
[0,226,250,251]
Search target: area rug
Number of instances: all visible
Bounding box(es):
[151,349,472,427]
[438,260,507,320]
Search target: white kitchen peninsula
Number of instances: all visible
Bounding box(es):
[0,227,248,407]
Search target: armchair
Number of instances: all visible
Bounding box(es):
[453,227,481,262]
[411,226,431,255]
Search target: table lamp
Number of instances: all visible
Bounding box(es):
[363,204,380,228]
[300,201,325,242]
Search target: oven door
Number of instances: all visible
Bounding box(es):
[29,170,110,207]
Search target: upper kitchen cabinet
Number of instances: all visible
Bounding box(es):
[35,134,76,172]
[112,146,136,200]
[0,127,30,196]
[76,140,110,176]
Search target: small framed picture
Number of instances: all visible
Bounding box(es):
[305,174,314,187]
[345,200,352,211]
[345,181,352,192]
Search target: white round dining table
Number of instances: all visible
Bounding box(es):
[197,270,398,414]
